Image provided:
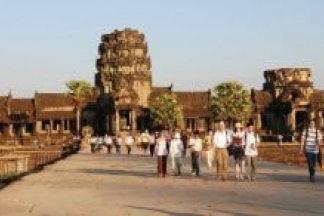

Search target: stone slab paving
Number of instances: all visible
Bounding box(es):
[0,149,323,216]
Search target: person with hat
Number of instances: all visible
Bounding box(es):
[169,132,184,176]
[231,122,246,181]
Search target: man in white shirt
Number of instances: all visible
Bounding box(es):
[213,121,231,181]
[188,130,203,176]
[170,132,184,176]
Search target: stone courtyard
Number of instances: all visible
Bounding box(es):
[0,149,323,216]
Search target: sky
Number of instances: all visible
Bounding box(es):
[0,0,324,97]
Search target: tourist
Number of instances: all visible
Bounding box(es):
[125,133,134,155]
[136,132,141,150]
[140,129,150,154]
[169,132,184,176]
[90,135,98,153]
[231,122,246,181]
[204,130,214,169]
[300,119,323,182]
[213,121,231,181]
[115,134,122,154]
[149,132,157,157]
[155,131,168,178]
[104,133,113,154]
[188,130,203,177]
[181,131,188,157]
[245,123,260,181]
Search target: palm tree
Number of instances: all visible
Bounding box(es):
[66,80,93,135]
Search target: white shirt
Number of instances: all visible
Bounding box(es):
[104,135,113,145]
[125,136,134,146]
[213,131,231,148]
[155,138,168,156]
[141,132,150,143]
[190,137,202,152]
[170,138,184,157]
[245,132,260,156]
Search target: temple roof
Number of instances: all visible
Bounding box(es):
[174,91,211,117]
[10,98,34,113]
[35,93,74,109]
[148,86,172,103]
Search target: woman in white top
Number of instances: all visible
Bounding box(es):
[244,123,260,181]
[155,131,168,178]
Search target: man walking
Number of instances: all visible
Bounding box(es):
[188,130,203,177]
[300,119,323,182]
[213,121,231,181]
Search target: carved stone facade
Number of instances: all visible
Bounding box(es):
[252,68,324,138]
[95,28,152,133]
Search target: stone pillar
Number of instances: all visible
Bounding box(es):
[318,111,323,128]
[131,110,137,133]
[61,119,64,133]
[50,120,53,134]
[116,110,120,134]
[290,109,296,131]
[9,124,14,136]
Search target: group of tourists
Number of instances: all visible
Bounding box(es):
[87,118,323,183]
[156,121,260,181]
[89,133,134,155]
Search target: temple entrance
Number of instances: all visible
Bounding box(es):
[296,110,308,133]
[119,109,131,131]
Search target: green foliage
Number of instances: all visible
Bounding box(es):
[66,80,93,106]
[149,93,184,130]
[211,81,252,121]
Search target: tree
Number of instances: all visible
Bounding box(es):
[149,93,184,131]
[211,81,252,125]
[66,80,93,135]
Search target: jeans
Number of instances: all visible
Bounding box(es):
[305,152,317,178]
[191,151,200,176]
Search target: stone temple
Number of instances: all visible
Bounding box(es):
[0,28,323,139]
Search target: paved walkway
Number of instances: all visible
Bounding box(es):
[0,149,323,216]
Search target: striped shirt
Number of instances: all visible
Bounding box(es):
[301,128,322,153]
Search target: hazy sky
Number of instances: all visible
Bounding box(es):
[1,0,323,97]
